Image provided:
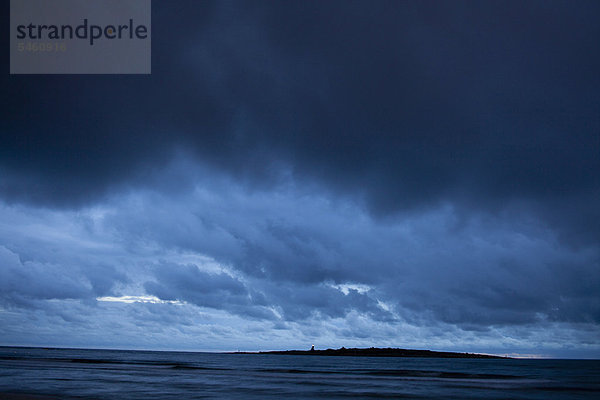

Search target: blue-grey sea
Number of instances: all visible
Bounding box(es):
[0,347,599,399]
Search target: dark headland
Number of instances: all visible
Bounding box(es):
[233,347,509,359]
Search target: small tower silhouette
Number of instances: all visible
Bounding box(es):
[310,344,315,351]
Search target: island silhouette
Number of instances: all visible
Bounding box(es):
[233,347,508,359]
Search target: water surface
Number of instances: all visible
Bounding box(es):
[1,347,598,399]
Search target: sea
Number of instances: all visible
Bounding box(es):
[0,347,599,399]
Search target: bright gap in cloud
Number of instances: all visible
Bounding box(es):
[96,295,184,305]
[329,283,372,295]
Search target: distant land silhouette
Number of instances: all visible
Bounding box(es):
[234,347,509,359]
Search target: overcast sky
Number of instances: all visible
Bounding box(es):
[1,0,599,358]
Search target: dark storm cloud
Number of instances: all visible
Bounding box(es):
[2,1,598,243]
[0,244,126,307]
[142,260,391,322]
[0,176,598,355]
[143,262,278,320]
[62,175,595,328]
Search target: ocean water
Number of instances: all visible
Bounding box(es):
[0,347,599,399]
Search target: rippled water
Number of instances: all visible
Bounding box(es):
[0,347,599,399]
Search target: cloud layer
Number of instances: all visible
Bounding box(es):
[1,160,598,356]
[1,1,599,357]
